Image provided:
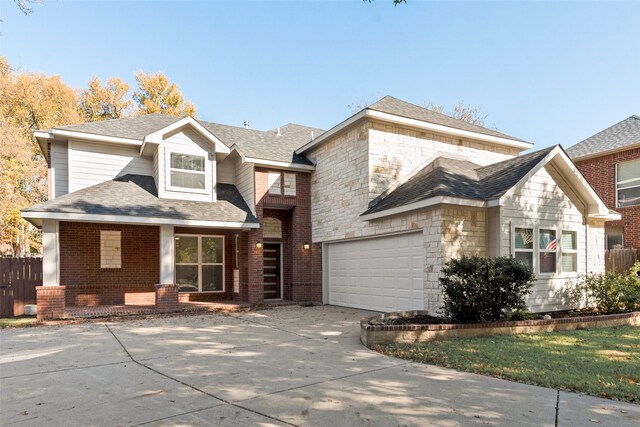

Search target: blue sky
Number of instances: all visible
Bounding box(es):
[1,0,638,150]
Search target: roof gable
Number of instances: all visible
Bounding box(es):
[362,145,615,220]
[567,115,640,159]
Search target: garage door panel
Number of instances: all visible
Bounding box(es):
[327,232,425,313]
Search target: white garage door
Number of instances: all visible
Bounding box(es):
[327,232,425,312]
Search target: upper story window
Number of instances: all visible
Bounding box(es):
[617,158,640,208]
[266,171,296,196]
[170,152,206,190]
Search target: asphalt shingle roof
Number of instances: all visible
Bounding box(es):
[56,114,181,140]
[566,115,640,159]
[53,114,323,165]
[367,96,527,143]
[363,146,555,215]
[201,122,323,165]
[22,175,258,224]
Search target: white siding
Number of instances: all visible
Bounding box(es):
[217,156,236,184]
[235,155,255,214]
[500,165,588,312]
[158,129,216,202]
[68,139,152,193]
[50,142,68,198]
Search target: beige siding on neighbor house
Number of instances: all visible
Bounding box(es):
[367,120,520,201]
[500,165,590,312]
[50,141,68,198]
[68,139,152,193]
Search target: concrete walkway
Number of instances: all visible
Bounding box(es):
[1,306,638,426]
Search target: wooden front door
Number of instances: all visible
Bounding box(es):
[263,243,282,299]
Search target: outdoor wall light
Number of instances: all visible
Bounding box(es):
[256,242,263,249]
[303,243,310,250]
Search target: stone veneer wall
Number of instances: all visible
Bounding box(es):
[306,120,492,314]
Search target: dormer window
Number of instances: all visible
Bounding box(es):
[169,152,206,190]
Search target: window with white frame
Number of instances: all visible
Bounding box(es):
[175,235,224,292]
[514,227,534,270]
[513,227,578,274]
[169,152,206,190]
[617,158,640,208]
[539,229,557,274]
[561,231,578,272]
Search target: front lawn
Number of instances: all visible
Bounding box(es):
[380,326,640,403]
[0,317,38,328]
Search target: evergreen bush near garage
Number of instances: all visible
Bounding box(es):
[439,256,536,323]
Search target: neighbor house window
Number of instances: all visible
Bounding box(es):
[561,231,578,273]
[539,229,557,274]
[100,230,121,269]
[606,225,624,249]
[617,158,640,208]
[514,227,534,270]
[175,235,224,292]
[170,152,206,190]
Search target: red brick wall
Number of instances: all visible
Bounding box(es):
[59,222,160,306]
[575,147,640,248]
[255,168,323,303]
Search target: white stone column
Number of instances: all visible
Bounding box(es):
[159,225,175,284]
[42,219,59,286]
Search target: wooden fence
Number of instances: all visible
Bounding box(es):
[0,256,42,318]
[605,249,640,274]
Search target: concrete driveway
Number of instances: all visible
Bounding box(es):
[1,306,638,426]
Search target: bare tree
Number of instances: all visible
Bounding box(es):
[13,0,43,15]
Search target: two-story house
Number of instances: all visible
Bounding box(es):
[24,96,617,317]
[566,115,640,249]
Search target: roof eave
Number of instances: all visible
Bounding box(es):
[20,210,259,229]
[297,109,533,155]
[568,141,640,162]
[360,196,486,221]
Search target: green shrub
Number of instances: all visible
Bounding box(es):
[439,256,536,324]
[574,262,640,314]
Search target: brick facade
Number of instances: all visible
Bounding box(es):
[575,147,640,249]
[59,222,160,306]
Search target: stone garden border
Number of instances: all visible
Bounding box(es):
[360,310,640,348]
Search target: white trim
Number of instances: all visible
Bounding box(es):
[166,150,209,194]
[142,117,231,154]
[51,129,142,146]
[174,234,226,293]
[297,109,533,154]
[243,156,315,172]
[159,225,175,284]
[360,196,486,221]
[499,146,617,219]
[42,220,60,286]
[21,211,260,229]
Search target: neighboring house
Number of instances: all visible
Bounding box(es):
[566,115,640,249]
[23,96,617,315]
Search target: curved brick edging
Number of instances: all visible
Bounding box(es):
[360,310,640,348]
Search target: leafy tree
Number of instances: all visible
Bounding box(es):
[80,76,132,121]
[0,56,81,254]
[133,71,196,117]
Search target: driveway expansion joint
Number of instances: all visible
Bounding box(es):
[104,324,299,427]
[0,360,130,380]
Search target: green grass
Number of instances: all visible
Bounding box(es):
[0,317,38,328]
[381,326,640,403]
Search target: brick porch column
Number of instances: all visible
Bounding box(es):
[247,228,264,304]
[155,284,179,312]
[36,286,66,320]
